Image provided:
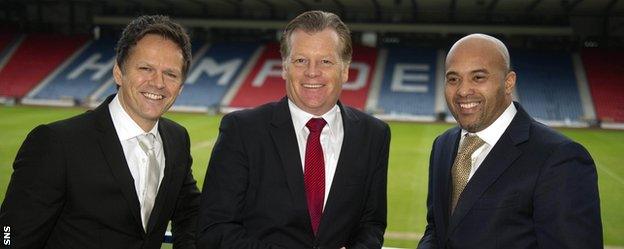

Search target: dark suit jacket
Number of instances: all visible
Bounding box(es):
[197,97,390,249]
[0,95,200,249]
[418,102,602,249]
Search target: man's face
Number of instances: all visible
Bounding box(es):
[113,34,184,131]
[282,28,349,116]
[444,40,515,132]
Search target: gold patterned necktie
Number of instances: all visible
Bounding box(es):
[450,134,485,213]
[137,133,160,230]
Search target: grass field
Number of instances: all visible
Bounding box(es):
[1,105,623,247]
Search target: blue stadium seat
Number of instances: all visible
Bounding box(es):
[28,37,115,102]
[375,47,437,117]
[513,50,584,122]
[175,42,260,108]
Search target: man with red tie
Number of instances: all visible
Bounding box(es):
[197,10,390,249]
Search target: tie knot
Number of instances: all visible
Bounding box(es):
[306,118,327,133]
[460,134,485,155]
[137,133,156,152]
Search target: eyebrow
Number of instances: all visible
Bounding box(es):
[445,68,490,77]
[445,71,458,78]
[471,69,489,74]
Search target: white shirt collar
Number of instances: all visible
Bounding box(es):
[287,99,340,134]
[108,94,160,142]
[462,102,517,146]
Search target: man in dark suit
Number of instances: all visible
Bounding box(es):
[417,33,602,249]
[197,11,390,249]
[0,15,200,249]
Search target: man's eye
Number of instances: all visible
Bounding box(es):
[321,59,334,65]
[139,67,152,72]
[293,58,306,64]
[446,77,459,84]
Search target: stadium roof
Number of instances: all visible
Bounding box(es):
[2,0,623,45]
[92,0,620,24]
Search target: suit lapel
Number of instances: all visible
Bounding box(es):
[318,102,360,235]
[445,102,531,238]
[94,95,144,232]
[435,127,461,236]
[145,121,176,233]
[269,98,310,221]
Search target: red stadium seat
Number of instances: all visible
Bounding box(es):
[582,49,624,123]
[0,33,88,98]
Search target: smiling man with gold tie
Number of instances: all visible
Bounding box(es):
[417,34,602,249]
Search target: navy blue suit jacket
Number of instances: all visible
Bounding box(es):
[418,102,602,249]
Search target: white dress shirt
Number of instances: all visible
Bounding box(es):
[288,100,344,208]
[108,95,165,228]
[460,102,517,180]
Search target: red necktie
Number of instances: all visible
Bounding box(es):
[304,118,326,235]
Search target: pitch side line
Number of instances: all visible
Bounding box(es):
[596,161,624,186]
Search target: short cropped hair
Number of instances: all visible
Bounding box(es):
[115,15,192,78]
[279,10,352,64]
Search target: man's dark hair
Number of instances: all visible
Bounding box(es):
[115,15,192,78]
[279,10,352,64]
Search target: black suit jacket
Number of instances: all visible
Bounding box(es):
[418,102,602,249]
[0,95,200,249]
[197,97,390,249]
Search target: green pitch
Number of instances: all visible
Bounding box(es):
[1,106,623,247]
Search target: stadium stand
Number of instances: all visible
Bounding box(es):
[226,42,292,108]
[0,35,610,128]
[342,45,378,110]
[0,33,88,98]
[581,48,624,123]
[0,33,19,104]
[512,50,585,124]
[175,42,261,111]
[23,37,115,106]
[374,46,438,119]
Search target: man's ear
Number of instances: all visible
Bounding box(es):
[281,61,288,80]
[341,61,350,84]
[113,63,123,87]
[504,71,516,95]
